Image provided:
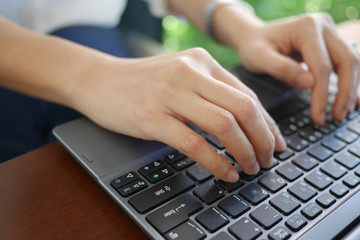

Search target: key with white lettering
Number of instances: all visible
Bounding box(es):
[146,193,203,234]
[129,174,195,214]
[229,217,262,240]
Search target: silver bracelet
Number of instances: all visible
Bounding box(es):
[204,0,254,40]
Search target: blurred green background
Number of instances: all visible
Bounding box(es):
[162,0,360,68]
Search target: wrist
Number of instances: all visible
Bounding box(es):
[211,2,264,48]
[67,55,118,114]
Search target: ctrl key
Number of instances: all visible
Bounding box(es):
[165,220,206,240]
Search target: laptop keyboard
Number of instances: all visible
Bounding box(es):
[110,104,360,240]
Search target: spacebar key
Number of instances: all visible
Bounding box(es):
[129,174,195,214]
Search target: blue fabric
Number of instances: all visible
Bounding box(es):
[0,26,132,162]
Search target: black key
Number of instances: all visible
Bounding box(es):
[238,183,270,205]
[313,122,336,135]
[206,135,225,150]
[250,204,282,229]
[305,171,333,190]
[218,194,250,218]
[343,174,360,188]
[110,171,139,189]
[165,220,206,240]
[292,153,318,171]
[165,151,186,164]
[279,121,298,136]
[262,158,280,170]
[215,178,245,192]
[288,181,317,202]
[194,181,224,204]
[301,203,322,220]
[139,160,165,176]
[171,157,195,171]
[276,162,303,182]
[349,143,360,157]
[335,128,358,144]
[146,194,203,234]
[286,134,309,151]
[327,115,348,127]
[316,193,336,208]
[117,179,148,197]
[195,207,229,233]
[299,126,323,143]
[146,193,203,234]
[187,165,213,183]
[302,108,311,118]
[210,232,234,240]
[289,114,311,128]
[129,174,194,213]
[335,151,360,169]
[285,214,307,232]
[145,166,174,183]
[330,183,349,198]
[229,217,262,240]
[270,192,301,215]
[321,161,347,180]
[307,145,333,161]
[322,136,346,152]
[268,226,292,240]
[274,148,294,161]
[239,171,262,181]
[348,121,360,135]
[258,172,287,193]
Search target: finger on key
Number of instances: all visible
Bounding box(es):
[211,65,287,154]
[167,90,259,175]
[152,114,239,183]
[323,27,360,120]
[191,76,275,172]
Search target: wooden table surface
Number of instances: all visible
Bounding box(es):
[0,142,150,240]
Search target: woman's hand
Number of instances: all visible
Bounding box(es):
[73,48,286,182]
[232,13,360,124]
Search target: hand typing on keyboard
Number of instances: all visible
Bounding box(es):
[76,47,287,183]
[210,9,360,125]
[1,1,360,185]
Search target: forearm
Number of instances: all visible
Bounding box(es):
[0,16,115,108]
[166,0,263,47]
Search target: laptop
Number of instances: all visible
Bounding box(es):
[53,66,360,240]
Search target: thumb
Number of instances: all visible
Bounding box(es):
[261,48,315,89]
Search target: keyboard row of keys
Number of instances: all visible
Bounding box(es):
[129,174,195,214]
[108,112,360,239]
[280,107,360,153]
[153,158,360,239]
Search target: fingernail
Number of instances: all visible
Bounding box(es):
[263,157,273,169]
[248,162,260,175]
[226,168,239,183]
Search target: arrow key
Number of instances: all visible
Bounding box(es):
[146,166,174,183]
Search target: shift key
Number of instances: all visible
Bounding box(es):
[146,193,203,234]
[129,174,195,214]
